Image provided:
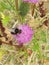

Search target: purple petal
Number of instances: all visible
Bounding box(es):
[13,24,34,45]
[23,0,39,4]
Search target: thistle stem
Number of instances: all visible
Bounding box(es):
[15,0,18,11]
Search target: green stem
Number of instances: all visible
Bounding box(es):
[15,0,18,11]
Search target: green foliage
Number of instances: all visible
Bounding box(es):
[40,31,46,42]
[19,2,29,17]
[0,0,15,12]
[2,16,10,26]
[0,1,11,11]
[34,28,46,43]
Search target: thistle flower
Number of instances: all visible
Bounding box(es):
[23,0,39,4]
[12,24,33,45]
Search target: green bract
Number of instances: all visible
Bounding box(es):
[19,2,29,17]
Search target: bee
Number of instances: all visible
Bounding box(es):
[11,28,22,35]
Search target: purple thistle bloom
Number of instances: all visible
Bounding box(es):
[13,24,33,45]
[23,0,39,4]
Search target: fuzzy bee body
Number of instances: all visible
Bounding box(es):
[11,28,21,35]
